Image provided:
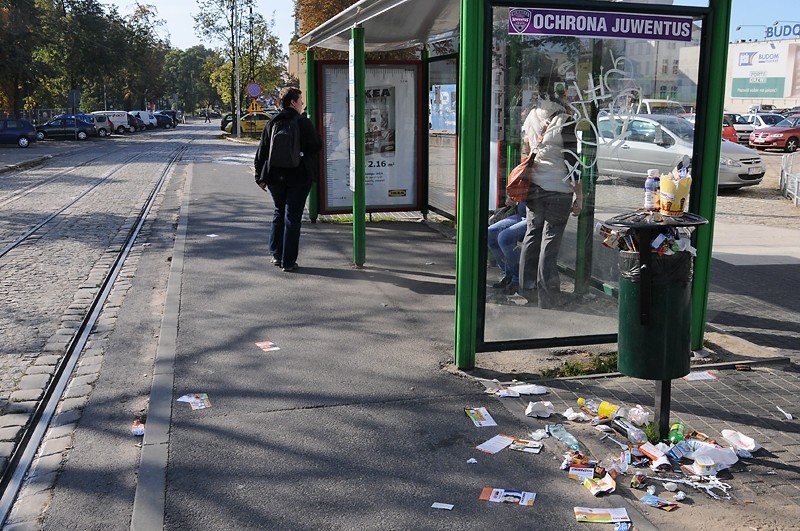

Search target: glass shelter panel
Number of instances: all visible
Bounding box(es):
[428,58,458,218]
[483,6,702,344]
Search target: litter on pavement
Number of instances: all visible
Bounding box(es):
[465,407,497,427]
[480,488,536,506]
[431,502,454,510]
[255,340,280,352]
[177,393,211,410]
[573,507,630,523]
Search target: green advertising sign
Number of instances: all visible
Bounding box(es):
[731,77,785,98]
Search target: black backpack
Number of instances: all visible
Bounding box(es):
[268,114,301,169]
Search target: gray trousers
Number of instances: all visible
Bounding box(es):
[518,185,572,308]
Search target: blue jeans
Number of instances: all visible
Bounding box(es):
[518,186,572,308]
[487,216,526,283]
[268,182,312,267]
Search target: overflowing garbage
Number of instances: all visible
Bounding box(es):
[465,384,772,526]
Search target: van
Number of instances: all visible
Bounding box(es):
[636,99,686,115]
[93,111,133,134]
[129,110,157,129]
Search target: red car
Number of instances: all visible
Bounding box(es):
[722,117,738,143]
[749,114,800,152]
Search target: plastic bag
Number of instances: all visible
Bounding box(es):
[627,405,653,426]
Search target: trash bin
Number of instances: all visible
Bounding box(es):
[603,211,708,380]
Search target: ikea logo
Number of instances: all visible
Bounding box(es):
[388,189,406,197]
[738,51,757,66]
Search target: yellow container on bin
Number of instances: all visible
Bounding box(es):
[659,175,691,216]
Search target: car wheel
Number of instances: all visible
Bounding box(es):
[18,137,30,148]
[98,128,108,137]
[116,126,125,134]
[785,137,798,153]
[77,131,88,140]
[164,123,172,129]
[36,131,45,141]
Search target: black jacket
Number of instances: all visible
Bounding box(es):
[254,108,321,187]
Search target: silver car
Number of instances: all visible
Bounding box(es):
[596,114,766,189]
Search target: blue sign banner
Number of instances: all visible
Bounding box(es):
[509,8,694,42]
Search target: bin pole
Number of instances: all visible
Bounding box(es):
[453,0,484,369]
[654,380,671,440]
[306,49,319,222]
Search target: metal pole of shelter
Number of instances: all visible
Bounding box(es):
[350,27,366,267]
[453,0,484,369]
[421,47,430,220]
[690,0,732,350]
[306,49,319,223]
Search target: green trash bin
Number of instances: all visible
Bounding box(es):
[617,250,692,380]
[603,211,708,381]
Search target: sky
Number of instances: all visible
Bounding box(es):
[97,0,794,54]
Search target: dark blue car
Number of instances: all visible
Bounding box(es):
[0,118,37,148]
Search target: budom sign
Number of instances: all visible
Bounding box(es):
[766,23,800,40]
[509,8,694,42]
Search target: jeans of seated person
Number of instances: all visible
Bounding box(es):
[268,181,312,268]
[518,186,572,308]
[487,216,526,284]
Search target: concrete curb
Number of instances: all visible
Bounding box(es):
[0,155,53,175]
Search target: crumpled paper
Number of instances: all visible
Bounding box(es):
[525,401,555,418]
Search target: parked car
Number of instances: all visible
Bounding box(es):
[127,113,146,132]
[155,110,178,127]
[721,117,739,143]
[748,114,800,152]
[741,112,785,130]
[596,114,766,189]
[93,111,133,134]
[36,117,98,140]
[636,99,686,115]
[722,112,754,143]
[224,111,277,135]
[55,113,111,137]
[129,110,157,129]
[747,104,775,114]
[220,112,235,132]
[0,118,37,148]
[153,113,174,129]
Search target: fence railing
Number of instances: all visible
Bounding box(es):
[1,109,74,124]
[780,153,799,207]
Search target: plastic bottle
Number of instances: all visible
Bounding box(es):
[611,417,648,444]
[577,397,627,419]
[547,424,581,451]
[644,169,660,210]
[668,421,687,444]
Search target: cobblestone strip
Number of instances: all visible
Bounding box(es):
[1,172,174,530]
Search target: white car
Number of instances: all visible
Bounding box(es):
[596,114,766,189]
[741,113,785,130]
[129,110,157,129]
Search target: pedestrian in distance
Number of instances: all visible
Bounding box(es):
[204,106,211,123]
[254,87,321,272]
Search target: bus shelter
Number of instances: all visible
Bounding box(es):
[300,0,733,370]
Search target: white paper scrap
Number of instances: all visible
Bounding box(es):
[476,434,516,454]
[467,458,478,464]
[431,502,454,510]
[507,384,548,395]
[206,234,219,238]
[682,370,718,381]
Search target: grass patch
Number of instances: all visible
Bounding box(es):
[543,352,618,378]
[642,422,661,444]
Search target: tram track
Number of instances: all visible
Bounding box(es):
[0,144,189,525]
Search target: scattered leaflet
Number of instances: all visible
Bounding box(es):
[431,502,453,510]
[177,393,211,410]
[255,340,280,352]
[583,474,616,496]
[476,434,516,454]
[485,388,520,398]
[682,370,718,381]
[479,488,536,506]
[465,407,497,427]
[509,438,543,454]
[639,494,679,511]
[507,383,548,395]
[568,466,595,481]
[574,507,630,523]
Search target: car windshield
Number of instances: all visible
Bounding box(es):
[762,114,783,125]
[776,117,800,128]
[651,115,694,141]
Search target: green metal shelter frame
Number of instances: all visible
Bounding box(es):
[300,0,733,370]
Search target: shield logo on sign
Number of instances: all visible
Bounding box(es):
[509,9,531,34]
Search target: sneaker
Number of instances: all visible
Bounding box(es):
[282,263,298,272]
[491,276,512,289]
[271,256,282,267]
